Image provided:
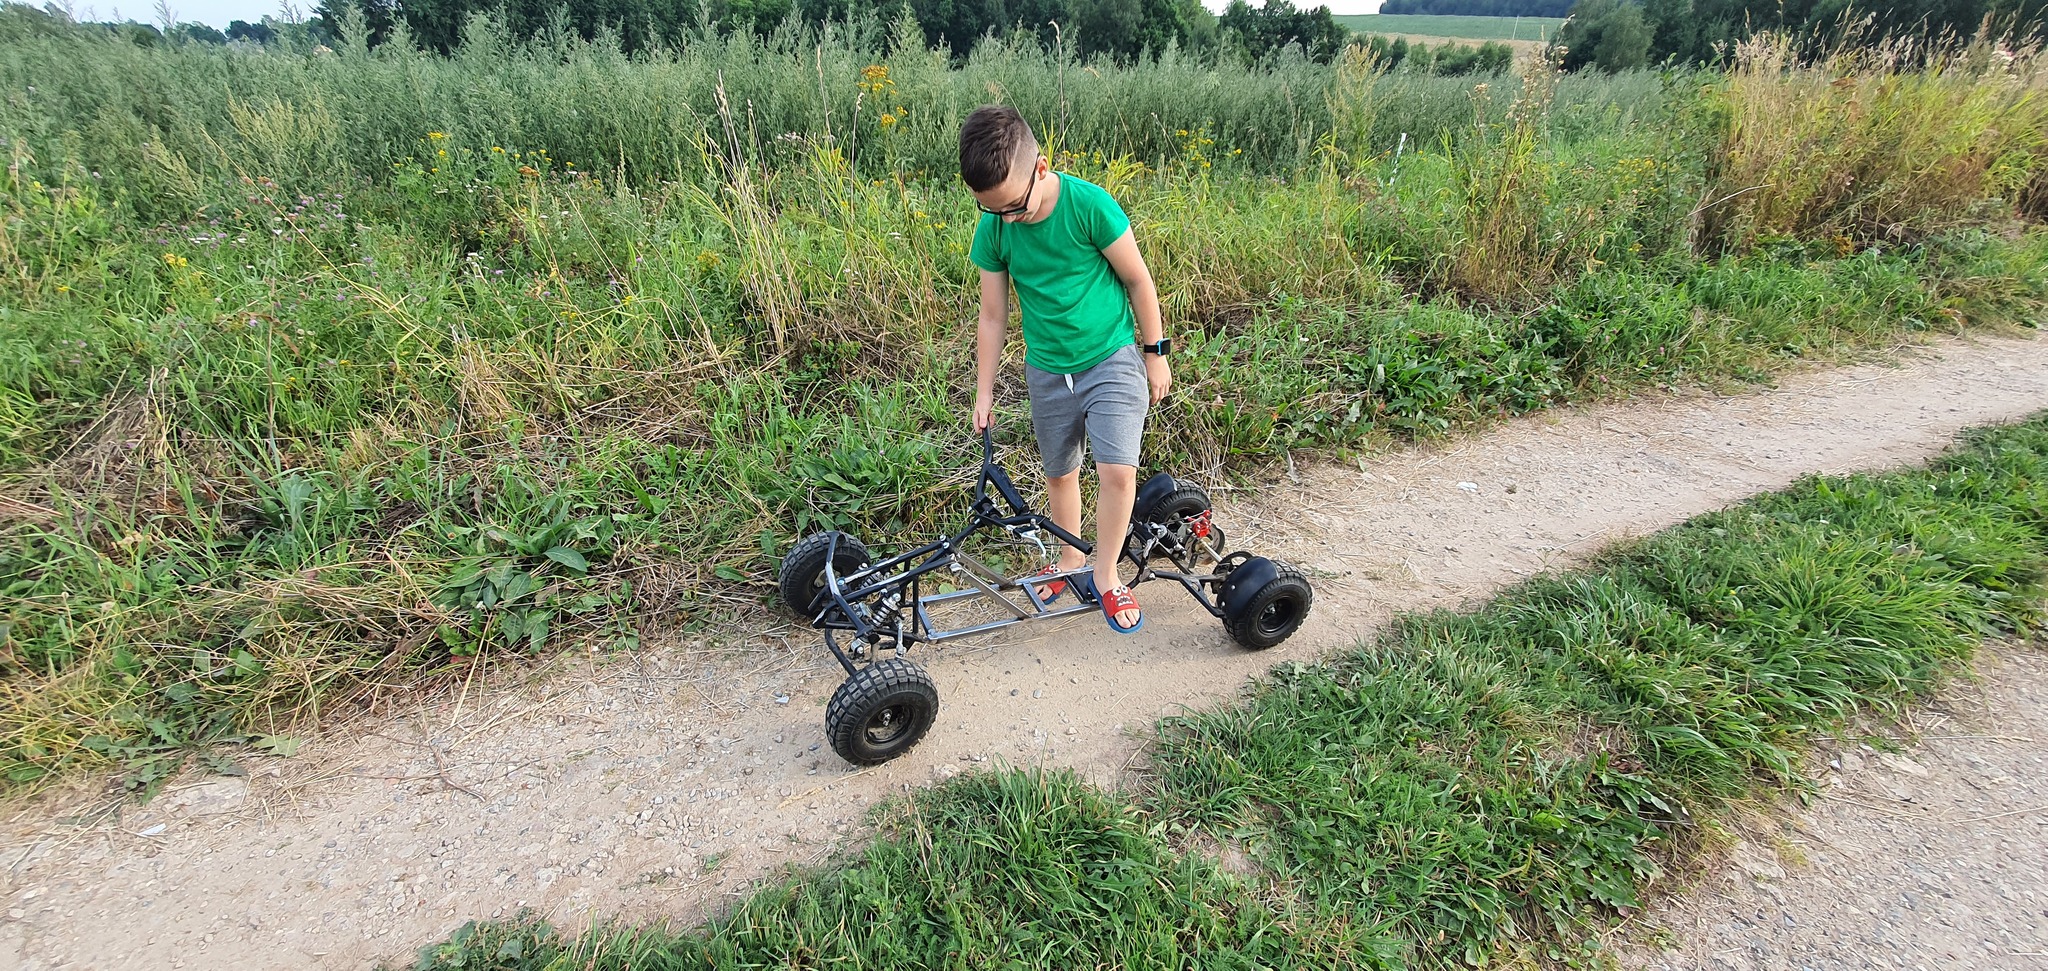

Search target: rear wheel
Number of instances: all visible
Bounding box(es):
[778,531,871,617]
[1136,480,1212,526]
[1223,561,1313,650]
[825,659,940,765]
[1131,479,1214,561]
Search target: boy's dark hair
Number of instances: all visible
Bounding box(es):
[959,105,1036,192]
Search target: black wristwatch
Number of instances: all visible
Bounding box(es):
[1141,338,1171,357]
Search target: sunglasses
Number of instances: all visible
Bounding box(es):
[976,161,1043,217]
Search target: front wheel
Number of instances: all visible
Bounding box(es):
[825,659,940,765]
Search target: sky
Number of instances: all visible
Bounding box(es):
[116,0,1385,30]
[70,0,311,28]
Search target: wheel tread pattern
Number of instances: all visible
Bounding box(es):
[1138,482,1213,525]
[778,531,870,617]
[825,659,940,765]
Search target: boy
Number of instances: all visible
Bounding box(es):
[960,105,1171,634]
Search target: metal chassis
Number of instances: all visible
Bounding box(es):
[807,431,1240,678]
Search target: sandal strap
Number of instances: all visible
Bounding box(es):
[1031,565,1074,599]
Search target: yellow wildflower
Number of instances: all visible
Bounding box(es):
[858,64,894,96]
[880,113,898,129]
[428,131,446,140]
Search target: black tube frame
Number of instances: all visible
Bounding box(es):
[808,429,1237,676]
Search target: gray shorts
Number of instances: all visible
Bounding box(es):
[1025,342,1149,477]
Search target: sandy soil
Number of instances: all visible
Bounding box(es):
[3,331,2045,970]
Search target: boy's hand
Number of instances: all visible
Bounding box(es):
[972,394,994,431]
[1145,355,1171,405]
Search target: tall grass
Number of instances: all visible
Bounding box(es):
[408,413,2048,969]
[1700,32,2048,251]
[0,12,1462,218]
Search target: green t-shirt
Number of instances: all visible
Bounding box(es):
[968,173,1135,375]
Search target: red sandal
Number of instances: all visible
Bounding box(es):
[1029,565,1075,603]
[1094,582,1144,635]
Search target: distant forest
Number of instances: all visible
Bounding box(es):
[1379,0,1574,16]
[10,0,2042,73]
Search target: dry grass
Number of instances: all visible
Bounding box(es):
[1701,32,2048,252]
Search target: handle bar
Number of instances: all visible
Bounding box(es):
[978,425,1030,517]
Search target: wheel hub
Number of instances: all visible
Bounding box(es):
[866,704,909,744]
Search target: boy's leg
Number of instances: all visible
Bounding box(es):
[1027,367,1091,579]
[1045,470,1089,573]
[1093,462,1139,626]
[1080,345,1150,629]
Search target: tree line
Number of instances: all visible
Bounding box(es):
[0,4,325,47]
[35,0,2031,77]
[0,0,1527,74]
[1379,0,1574,17]
[1556,0,2048,72]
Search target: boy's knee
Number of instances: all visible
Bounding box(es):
[1046,469,1081,490]
[1095,463,1137,489]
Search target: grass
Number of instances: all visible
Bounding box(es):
[0,18,2044,794]
[403,412,2048,969]
[1147,417,2048,964]
[1336,14,1567,43]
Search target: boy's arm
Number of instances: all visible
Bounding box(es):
[973,269,1009,430]
[1101,230,1170,404]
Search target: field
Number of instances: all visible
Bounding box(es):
[2,7,2046,966]
[2,5,2045,794]
[1336,12,1567,42]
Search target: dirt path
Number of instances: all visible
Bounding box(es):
[4,332,2046,971]
[1614,643,2048,971]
